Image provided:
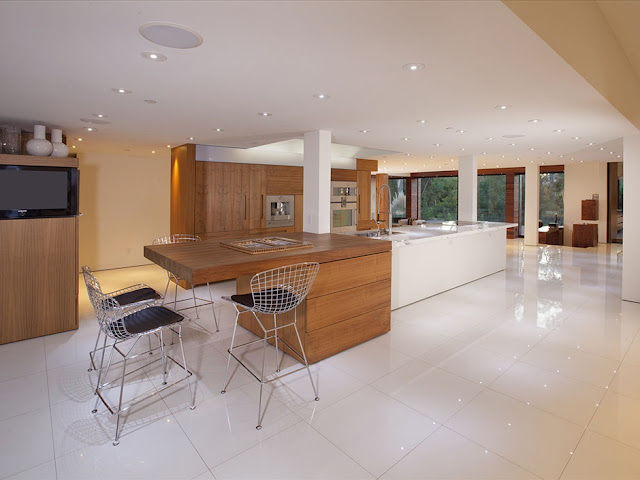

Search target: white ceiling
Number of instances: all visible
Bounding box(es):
[0,1,637,174]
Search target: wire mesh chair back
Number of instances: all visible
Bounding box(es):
[249,262,319,314]
[152,234,202,245]
[82,265,103,309]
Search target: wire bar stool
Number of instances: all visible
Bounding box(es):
[221,262,320,429]
[85,274,194,446]
[152,234,219,332]
[82,266,161,372]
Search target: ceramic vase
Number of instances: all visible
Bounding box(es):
[50,129,69,157]
[26,125,53,156]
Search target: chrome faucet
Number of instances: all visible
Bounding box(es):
[376,183,392,235]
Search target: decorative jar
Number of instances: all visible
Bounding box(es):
[26,125,53,156]
[50,129,69,157]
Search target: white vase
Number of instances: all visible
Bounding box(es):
[26,125,53,156]
[50,129,69,157]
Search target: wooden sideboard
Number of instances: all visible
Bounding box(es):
[572,223,598,248]
[0,154,79,344]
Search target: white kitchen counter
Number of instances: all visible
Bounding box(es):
[349,221,516,309]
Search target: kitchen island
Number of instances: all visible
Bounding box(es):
[351,221,516,309]
[144,232,391,363]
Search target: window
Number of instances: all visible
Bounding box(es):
[418,176,458,221]
[539,172,564,226]
[389,177,407,223]
[477,174,506,221]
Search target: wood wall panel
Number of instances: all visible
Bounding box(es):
[249,165,266,230]
[306,279,390,331]
[331,169,357,182]
[305,305,390,363]
[170,144,196,235]
[357,170,374,230]
[0,217,78,344]
[356,159,378,172]
[266,165,303,195]
[308,252,391,298]
[294,194,304,232]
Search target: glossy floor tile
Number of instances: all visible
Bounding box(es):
[1,241,638,479]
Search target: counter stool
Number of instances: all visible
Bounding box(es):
[152,234,219,331]
[221,262,320,429]
[82,266,161,372]
[85,277,194,446]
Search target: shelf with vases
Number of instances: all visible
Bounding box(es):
[0,153,78,168]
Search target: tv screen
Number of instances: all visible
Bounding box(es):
[0,165,78,219]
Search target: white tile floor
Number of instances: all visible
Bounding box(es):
[1,240,638,479]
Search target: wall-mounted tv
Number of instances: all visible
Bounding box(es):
[0,165,79,219]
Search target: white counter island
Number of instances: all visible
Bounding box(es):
[351,221,516,310]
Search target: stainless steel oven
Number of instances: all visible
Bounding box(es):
[330,181,358,233]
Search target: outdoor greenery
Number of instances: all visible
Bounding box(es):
[477,175,506,221]
[539,172,564,226]
[389,178,407,222]
[419,176,458,221]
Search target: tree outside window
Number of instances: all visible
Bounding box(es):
[477,175,506,222]
[388,178,407,223]
[419,176,458,221]
[539,172,564,226]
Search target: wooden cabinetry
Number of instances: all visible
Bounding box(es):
[582,199,598,220]
[249,165,266,231]
[195,162,249,237]
[357,170,373,230]
[0,154,79,345]
[572,223,598,247]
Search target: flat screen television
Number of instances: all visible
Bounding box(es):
[0,165,79,219]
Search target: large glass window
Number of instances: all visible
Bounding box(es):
[539,172,564,226]
[418,176,458,221]
[477,174,506,221]
[389,177,407,223]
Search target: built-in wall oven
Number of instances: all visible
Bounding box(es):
[330,181,358,233]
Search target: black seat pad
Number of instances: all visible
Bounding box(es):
[109,306,183,337]
[231,287,297,311]
[112,287,160,306]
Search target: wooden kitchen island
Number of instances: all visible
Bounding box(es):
[144,232,391,363]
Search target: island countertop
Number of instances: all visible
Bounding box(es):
[144,231,390,285]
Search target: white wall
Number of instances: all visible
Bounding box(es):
[78,152,170,271]
[622,135,640,302]
[563,162,608,246]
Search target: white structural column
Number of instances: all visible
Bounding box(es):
[458,155,478,222]
[524,164,540,246]
[622,134,640,302]
[303,130,332,233]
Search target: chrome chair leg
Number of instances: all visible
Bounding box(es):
[190,282,199,319]
[273,313,280,372]
[293,311,319,402]
[93,337,116,414]
[160,330,167,385]
[177,325,195,410]
[257,333,268,430]
[221,308,240,394]
[113,350,127,446]
[88,329,102,372]
[207,282,219,331]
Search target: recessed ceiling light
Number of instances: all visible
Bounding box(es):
[141,51,168,62]
[530,147,535,151]
[112,88,132,94]
[456,130,465,133]
[417,119,427,124]
[144,99,157,104]
[617,155,621,158]
[553,129,565,133]
[258,112,272,117]
[402,63,425,72]
[151,150,156,154]
[433,143,440,146]
[509,143,516,146]
[610,151,614,154]
[93,113,107,118]
[313,93,329,100]
[600,147,604,151]
[77,138,83,142]
[486,137,494,141]
[580,160,584,162]
[188,137,195,140]
[495,105,510,110]
[214,128,223,132]
[482,152,487,155]
[546,151,552,155]
[72,145,76,149]
[459,148,465,151]
[405,153,411,156]
[83,127,97,132]
[166,145,171,148]
[80,117,111,125]
[402,137,410,141]
[572,137,581,140]
[359,130,369,133]
[587,142,595,146]
[528,119,542,123]
[139,22,203,49]
[429,156,434,159]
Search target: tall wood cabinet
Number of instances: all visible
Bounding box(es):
[0,154,79,345]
